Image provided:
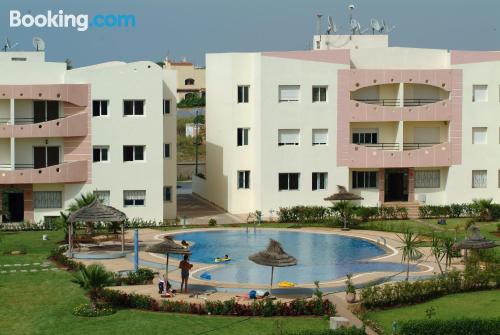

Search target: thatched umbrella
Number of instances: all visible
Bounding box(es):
[325,185,363,230]
[146,236,191,284]
[67,200,127,257]
[454,225,497,250]
[249,239,297,295]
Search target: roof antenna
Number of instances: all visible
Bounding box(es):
[316,14,323,36]
[327,16,337,35]
[3,38,19,52]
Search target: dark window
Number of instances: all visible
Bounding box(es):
[312,172,327,190]
[185,78,195,85]
[134,146,144,160]
[312,86,327,102]
[352,171,377,188]
[279,173,300,191]
[237,85,249,103]
[123,146,144,161]
[238,171,250,189]
[33,146,60,169]
[33,101,46,123]
[164,144,170,158]
[163,99,170,114]
[93,100,108,117]
[352,131,378,145]
[237,128,249,146]
[124,100,144,116]
[164,186,172,201]
[33,101,59,123]
[93,147,109,162]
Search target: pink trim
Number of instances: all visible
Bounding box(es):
[0,84,89,106]
[262,50,350,65]
[0,112,88,138]
[0,161,88,185]
[450,50,500,65]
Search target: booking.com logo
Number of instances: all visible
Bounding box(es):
[9,10,136,32]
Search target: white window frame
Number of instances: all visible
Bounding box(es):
[123,145,145,162]
[352,129,379,145]
[237,85,249,103]
[278,129,300,146]
[472,170,487,188]
[312,86,327,103]
[472,85,488,102]
[123,100,145,116]
[472,127,487,144]
[93,146,109,163]
[279,173,300,191]
[123,190,146,206]
[312,172,328,191]
[237,128,249,146]
[312,129,328,146]
[352,171,378,189]
[237,170,250,189]
[279,85,300,102]
[92,100,109,117]
[415,170,440,188]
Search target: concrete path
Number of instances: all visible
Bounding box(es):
[326,293,378,335]
[177,193,243,225]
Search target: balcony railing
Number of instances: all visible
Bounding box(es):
[0,161,88,184]
[403,143,440,150]
[0,163,60,170]
[353,142,443,151]
[354,98,442,107]
[0,117,66,125]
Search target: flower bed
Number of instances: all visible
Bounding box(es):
[99,289,336,317]
[73,303,115,317]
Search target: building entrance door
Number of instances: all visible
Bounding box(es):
[384,169,409,202]
[1,190,24,222]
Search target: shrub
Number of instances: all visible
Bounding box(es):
[49,247,85,271]
[354,207,378,222]
[208,218,217,226]
[448,203,464,218]
[277,206,334,223]
[73,302,115,317]
[396,318,500,335]
[119,268,155,285]
[395,206,408,220]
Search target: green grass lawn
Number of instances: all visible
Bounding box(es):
[364,290,500,334]
[0,230,327,335]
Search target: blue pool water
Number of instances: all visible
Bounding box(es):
[171,230,417,285]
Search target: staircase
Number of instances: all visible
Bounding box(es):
[382,201,420,219]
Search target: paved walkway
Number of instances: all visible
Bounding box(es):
[177,194,243,225]
[0,262,58,274]
[326,293,378,335]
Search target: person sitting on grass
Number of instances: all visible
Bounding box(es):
[179,254,193,293]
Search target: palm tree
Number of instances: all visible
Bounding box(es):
[68,193,97,234]
[472,198,493,221]
[441,237,455,273]
[72,264,114,310]
[397,230,422,281]
[54,211,70,243]
[430,233,444,274]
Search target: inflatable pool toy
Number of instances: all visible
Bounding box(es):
[200,272,212,280]
[278,281,296,288]
[214,257,231,263]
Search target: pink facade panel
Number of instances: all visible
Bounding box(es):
[450,50,500,65]
[1,112,89,138]
[0,161,88,185]
[0,84,89,106]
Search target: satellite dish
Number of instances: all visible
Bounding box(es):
[350,19,360,34]
[348,4,355,10]
[33,37,45,51]
[380,19,396,33]
[3,38,19,52]
[370,18,382,34]
[327,16,337,34]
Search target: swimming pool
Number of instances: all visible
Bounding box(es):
[171,230,417,285]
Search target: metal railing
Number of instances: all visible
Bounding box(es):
[353,142,399,150]
[0,163,61,170]
[354,98,442,107]
[0,116,65,125]
[403,142,440,150]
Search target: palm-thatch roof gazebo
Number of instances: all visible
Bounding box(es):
[146,236,191,285]
[249,239,297,295]
[67,200,127,258]
[325,185,363,230]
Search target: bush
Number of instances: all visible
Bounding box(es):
[286,327,366,335]
[49,247,85,271]
[208,218,217,226]
[396,318,500,335]
[354,207,378,222]
[73,303,115,317]
[278,206,334,224]
[118,268,155,285]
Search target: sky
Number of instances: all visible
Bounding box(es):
[0,0,499,67]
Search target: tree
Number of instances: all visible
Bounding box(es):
[430,233,444,274]
[471,198,493,221]
[54,211,70,243]
[441,237,455,273]
[397,230,422,281]
[72,264,114,310]
[332,201,355,229]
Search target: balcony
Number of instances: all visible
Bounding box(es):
[0,112,88,138]
[0,161,88,184]
[356,142,440,151]
[354,98,442,107]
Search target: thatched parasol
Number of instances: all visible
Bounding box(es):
[146,236,191,285]
[249,239,297,295]
[67,200,127,257]
[454,225,497,250]
[325,185,363,230]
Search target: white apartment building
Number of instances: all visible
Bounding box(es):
[193,35,500,216]
[0,51,177,223]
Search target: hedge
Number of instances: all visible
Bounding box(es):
[396,318,500,335]
[286,327,366,335]
[99,289,336,317]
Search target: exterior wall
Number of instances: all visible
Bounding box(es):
[165,61,205,100]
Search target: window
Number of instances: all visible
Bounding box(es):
[33,191,62,209]
[92,100,108,117]
[94,190,110,205]
[279,173,300,191]
[33,101,59,123]
[312,172,327,190]
[237,128,249,146]
[415,170,440,188]
[185,78,195,85]
[238,170,250,189]
[472,85,488,102]
[33,146,60,169]
[352,129,378,144]
[164,187,172,202]
[312,129,328,145]
[472,170,487,188]
[352,171,377,188]
[163,99,171,114]
[123,100,144,116]
[124,190,146,206]
[472,127,487,144]
[237,85,249,103]
[279,85,300,102]
[164,144,171,158]
[312,86,327,102]
[93,146,109,162]
[278,129,300,146]
[123,145,145,161]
